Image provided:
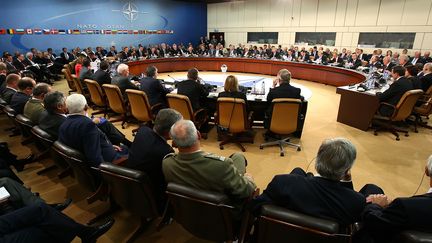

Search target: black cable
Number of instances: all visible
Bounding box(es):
[413,172,426,196]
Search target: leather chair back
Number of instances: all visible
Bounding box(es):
[99,163,159,218]
[258,205,351,243]
[166,93,194,121]
[414,85,432,116]
[15,114,34,138]
[126,89,153,122]
[166,182,237,242]
[71,74,85,95]
[63,63,72,74]
[0,97,6,110]
[257,205,350,243]
[102,84,127,115]
[270,98,302,135]
[52,141,100,192]
[4,105,16,118]
[84,79,105,107]
[393,230,432,243]
[62,68,76,92]
[393,89,424,121]
[32,126,69,170]
[216,97,248,133]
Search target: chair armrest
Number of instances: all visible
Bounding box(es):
[247,111,254,128]
[150,103,164,113]
[112,157,128,166]
[377,102,396,117]
[193,108,207,119]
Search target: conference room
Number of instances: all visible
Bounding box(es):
[0,0,431,242]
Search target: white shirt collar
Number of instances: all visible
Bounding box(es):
[6,86,17,92]
[428,188,432,193]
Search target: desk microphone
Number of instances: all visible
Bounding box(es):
[167,75,179,82]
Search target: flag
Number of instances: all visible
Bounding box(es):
[80,29,87,34]
[7,29,14,35]
[67,29,72,34]
[138,30,143,34]
[111,30,117,34]
[50,29,59,34]
[0,29,5,35]
[34,29,42,35]
[15,29,25,35]
[86,30,93,34]
[26,29,33,35]
[93,30,100,34]
[133,30,139,34]
[127,30,133,34]
[103,30,111,34]
[73,29,80,34]
[43,29,50,35]
[59,30,66,35]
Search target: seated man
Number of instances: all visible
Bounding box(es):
[91,60,111,86]
[10,77,36,114]
[58,94,128,167]
[162,120,256,216]
[127,108,182,212]
[79,58,93,86]
[0,203,113,243]
[376,66,413,117]
[265,69,303,128]
[361,155,432,243]
[111,63,139,99]
[176,68,209,111]
[251,138,374,227]
[39,91,131,147]
[139,65,171,107]
[23,83,51,124]
[0,73,20,104]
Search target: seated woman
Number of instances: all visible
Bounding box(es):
[218,75,249,111]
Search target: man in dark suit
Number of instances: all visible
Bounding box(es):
[60,47,74,64]
[3,54,17,74]
[410,51,425,65]
[126,109,182,212]
[139,66,171,107]
[12,54,26,72]
[1,74,20,104]
[1,202,114,243]
[58,94,128,167]
[423,51,432,63]
[79,58,93,88]
[177,68,209,111]
[420,62,432,92]
[106,46,117,58]
[91,60,111,86]
[10,77,36,114]
[382,56,395,71]
[328,52,344,66]
[265,69,303,128]
[376,66,413,117]
[368,55,382,69]
[360,156,432,243]
[250,138,373,227]
[0,63,6,92]
[111,63,139,99]
[347,53,362,70]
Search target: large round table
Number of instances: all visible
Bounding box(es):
[127,57,366,87]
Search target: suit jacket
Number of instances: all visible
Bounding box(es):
[60,52,74,64]
[250,168,366,226]
[176,79,209,111]
[91,69,111,86]
[362,193,432,243]
[38,111,66,139]
[111,75,139,99]
[106,50,117,57]
[383,62,396,71]
[10,92,30,114]
[58,114,116,166]
[12,60,26,71]
[139,77,170,106]
[1,87,17,104]
[79,66,93,82]
[267,83,302,104]
[126,126,173,210]
[23,98,45,124]
[5,62,17,74]
[329,57,344,65]
[349,59,362,69]
[377,77,413,116]
[420,73,432,92]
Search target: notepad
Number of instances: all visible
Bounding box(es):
[0,187,10,202]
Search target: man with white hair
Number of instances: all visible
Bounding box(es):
[361,156,432,242]
[398,54,410,67]
[410,51,424,65]
[111,63,139,99]
[58,94,128,166]
[162,120,256,217]
[251,138,379,227]
[420,62,432,92]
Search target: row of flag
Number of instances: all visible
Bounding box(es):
[0,29,174,35]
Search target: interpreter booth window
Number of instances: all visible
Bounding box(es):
[247,32,278,44]
[294,32,336,46]
[358,33,415,49]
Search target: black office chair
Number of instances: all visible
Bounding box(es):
[257,205,352,243]
[52,141,106,204]
[165,182,248,242]
[392,231,432,243]
[99,163,159,242]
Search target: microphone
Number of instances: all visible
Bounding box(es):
[167,75,178,82]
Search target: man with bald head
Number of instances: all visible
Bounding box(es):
[176,68,209,111]
[162,120,256,216]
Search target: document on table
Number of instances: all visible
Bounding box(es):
[0,187,10,202]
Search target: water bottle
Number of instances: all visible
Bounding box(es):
[261,81,266,95]
[252,81,256,94]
